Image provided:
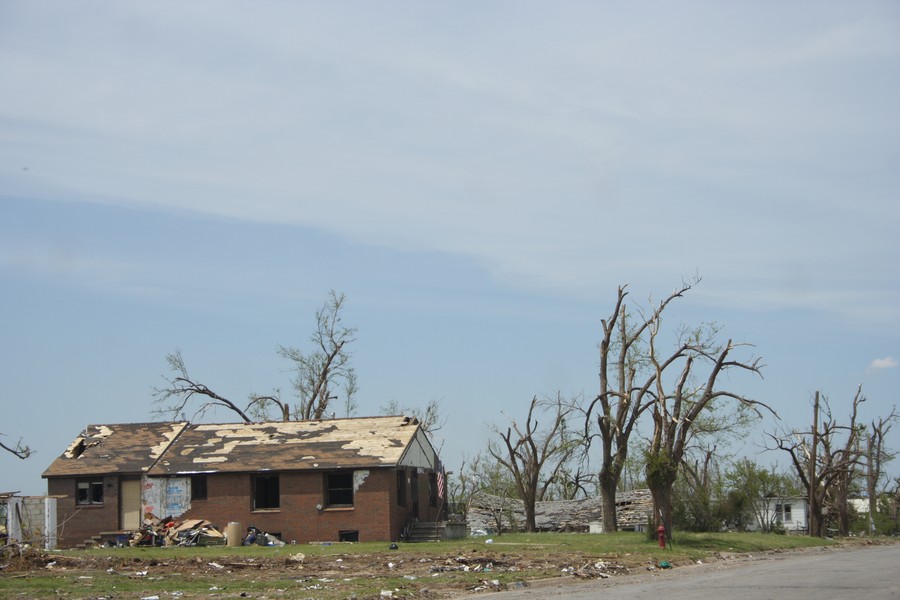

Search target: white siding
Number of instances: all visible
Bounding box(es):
[397,429,438,470]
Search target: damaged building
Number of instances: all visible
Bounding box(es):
[42,416,444,548]
[466,489,654,534]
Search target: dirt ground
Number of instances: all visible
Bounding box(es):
[1,539,890,599]
[0,544,647,598]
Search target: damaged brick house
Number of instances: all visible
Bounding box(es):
[42,416,444,548]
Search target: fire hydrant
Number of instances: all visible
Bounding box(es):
[657,525,666,548]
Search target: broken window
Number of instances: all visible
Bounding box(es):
[191,475,208,501]
[76,479,104,505]
[339,530,359,542]
[782,503,792,522]
[326,472,354,507]
[253,475,280,510]
[397,470,406,507]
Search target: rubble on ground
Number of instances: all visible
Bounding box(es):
[466,489,653,533]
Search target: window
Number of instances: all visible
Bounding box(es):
[774,503,792,523]
[326,472,354,507]
[76,479,104,505]
[253,475,280,510]
[191,475,208,501]
[397,470,406,506]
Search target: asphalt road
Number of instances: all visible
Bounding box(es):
[482,544,900,599]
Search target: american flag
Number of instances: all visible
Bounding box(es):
[436,458,446,500]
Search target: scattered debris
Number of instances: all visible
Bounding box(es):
[467,489,653,533]
[123,516,227,548]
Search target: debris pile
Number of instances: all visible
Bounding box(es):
[561,560,630,579]
[467,489,653,533]
[127,517,226,547]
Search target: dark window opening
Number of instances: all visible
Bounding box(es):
[76,479,104,505]
[339,530,359,542]
[326,472,354,507]
[397,470,406,506]
[191,475,208,500]
[429,472,438,507]
[253,475,280,510]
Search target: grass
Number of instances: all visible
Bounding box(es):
[0,532,845,599]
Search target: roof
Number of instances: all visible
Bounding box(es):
[149,416,426,475]
[42,422,188,478]
[44,416,432,478]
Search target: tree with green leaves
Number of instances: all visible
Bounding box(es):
[153,290,357,422]
[724,459,800,532]
[645,322,770,541]
[865,407,898,534]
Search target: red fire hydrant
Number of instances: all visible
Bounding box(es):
[657,525,666,548]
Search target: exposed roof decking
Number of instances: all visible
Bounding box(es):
[148,416,421,475]
[42,422,188,477]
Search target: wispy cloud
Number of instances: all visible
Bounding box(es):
[1,2,898,332]
[869,357,899,371]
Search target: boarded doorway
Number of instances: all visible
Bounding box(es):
[120,478,141,531]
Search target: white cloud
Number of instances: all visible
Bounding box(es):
[1,1,898,332]
[869,357,899,370]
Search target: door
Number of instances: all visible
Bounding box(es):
[120,478,141,531]
[410,470,419,519]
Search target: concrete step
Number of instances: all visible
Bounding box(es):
[406,521,445,543]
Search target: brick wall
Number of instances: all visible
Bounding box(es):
[49,467,442,548]
[48,476,120,548]
[180,468,404,544]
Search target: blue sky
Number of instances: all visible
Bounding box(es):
[2,1,898,496]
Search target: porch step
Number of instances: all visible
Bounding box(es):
[75,535,102,550]
[406,521,445,543]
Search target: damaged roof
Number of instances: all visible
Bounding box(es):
[44,416,431,478]
[42,422,189,478]
[150,416,424,475]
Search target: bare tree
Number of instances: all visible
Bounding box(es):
[645,323,769,541]
[0,434,32,460]
[545,456,596,500]
[278,290,357,420]
[380,398,446,435]
[583,279,695,533]
[488,394,579,532]
[866,407,898,534]
[447,454,484,521]
[154,290,356,422]
[769,388,866,537]
[153,350,255,422]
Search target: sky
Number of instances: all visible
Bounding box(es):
[1,1,898,497]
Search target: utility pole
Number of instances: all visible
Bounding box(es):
[808,391,819,537]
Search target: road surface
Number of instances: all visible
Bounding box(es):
[481,544,900,599]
